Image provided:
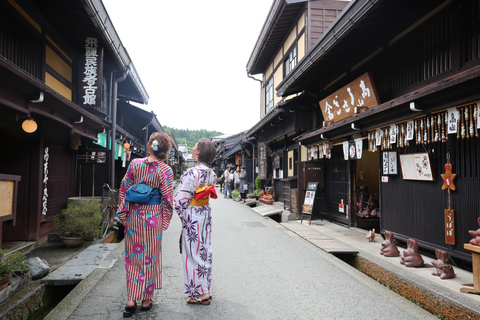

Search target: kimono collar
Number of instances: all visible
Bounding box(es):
[143,157,161,166]
[197,163,212,172]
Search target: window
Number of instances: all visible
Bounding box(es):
[265,77,274,113]
[285,46,297,76]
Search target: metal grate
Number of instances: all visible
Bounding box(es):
[242,222,266,228]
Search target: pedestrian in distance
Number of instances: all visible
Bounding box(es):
[116,132,174,318]
[239,166,248,204]
[174,139,217,305]
[229,166,235,199]
[223,165,231,198]
[234,166,240,191]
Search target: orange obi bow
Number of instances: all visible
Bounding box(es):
[189,185,217,206]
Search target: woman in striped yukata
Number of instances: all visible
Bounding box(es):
[174,139,217,305]
[116,132,174,317]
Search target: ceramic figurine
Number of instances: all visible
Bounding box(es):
[380,230,400,257]
[400,239,424,267]
[431,249,455,279]
[468,217,480,246]
[367,228,375,242]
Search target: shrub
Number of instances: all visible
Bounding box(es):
[53,200,102,239]
[255,176,262,190]
[231,189,240,198]
[0,250,30,278]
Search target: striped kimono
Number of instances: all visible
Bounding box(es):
[174,163,217,296]
[116,157,174,301]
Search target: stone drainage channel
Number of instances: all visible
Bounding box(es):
[0,230,123,320]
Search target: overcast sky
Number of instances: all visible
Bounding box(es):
[102,0,274,135]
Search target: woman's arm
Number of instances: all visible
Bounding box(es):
[174,169,196,219]
[116,160,136,225]
[159,165,174,231]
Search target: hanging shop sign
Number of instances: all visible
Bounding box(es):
[258,142,267,180]
[382,151,398,175]
[319,72,379,125]
[441,153,456,245]
[272,155,280,169]
[399,152,434,181]
[79,37,104,108]
[42,147,49,217]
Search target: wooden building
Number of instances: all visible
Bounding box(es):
[246,0,348,215]
[0,0,149,246]
[276,0,480,264]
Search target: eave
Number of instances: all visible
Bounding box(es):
[247,0,307,75]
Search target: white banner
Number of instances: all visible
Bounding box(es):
[343,141,349,160]
[477,101,480,129]
[390,124,397,144]
[447,107,459,134]
[406,120,414,140]
[355,138,363,159]
[376,128,382,146]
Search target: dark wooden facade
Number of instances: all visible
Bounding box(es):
[0,0,150,246]
[285,0,480,264]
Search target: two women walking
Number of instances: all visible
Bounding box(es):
[117,133,218,317]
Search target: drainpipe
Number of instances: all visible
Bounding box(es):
[143,115,155,156]
[110,66,130,188]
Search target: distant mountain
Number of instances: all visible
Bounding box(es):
[164,126,223,151]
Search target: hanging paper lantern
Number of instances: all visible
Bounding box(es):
[22,118,38,133]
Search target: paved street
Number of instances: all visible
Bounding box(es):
[59,197,435,320]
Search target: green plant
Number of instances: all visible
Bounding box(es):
[254,189,264,196]
[255,176,262,190]
[0,250,30,278]
[231,189,240,198]
[53,200,102,239]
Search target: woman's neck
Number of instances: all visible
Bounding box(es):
[148,155,160,162]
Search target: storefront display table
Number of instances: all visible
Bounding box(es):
[460,244,480,294]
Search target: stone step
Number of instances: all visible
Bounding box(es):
[41,243,119,286]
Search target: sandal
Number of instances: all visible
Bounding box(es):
[123,302,137,318]
[141,299,153,311]
[187,296,211,305]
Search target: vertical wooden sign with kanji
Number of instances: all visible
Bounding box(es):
[442,153,456,245]
[445,209,455,245]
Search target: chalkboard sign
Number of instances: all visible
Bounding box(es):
[399,152,434,181]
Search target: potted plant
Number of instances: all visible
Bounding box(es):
[53,199,103,247]
[231,189,240,201]
[0,249,30,292]
[260,194,275,204]
[254,189,264,200]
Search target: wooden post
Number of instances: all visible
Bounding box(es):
[460,244,480,294]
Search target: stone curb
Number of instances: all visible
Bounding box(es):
[43,240,124,320]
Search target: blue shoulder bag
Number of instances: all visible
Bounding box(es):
[126,184,162,205]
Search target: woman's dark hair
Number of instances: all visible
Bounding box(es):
[197,139,217,164]
[147,132,171,160]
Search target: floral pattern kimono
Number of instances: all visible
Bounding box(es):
[116,157,174,301]
[174,163,217,296]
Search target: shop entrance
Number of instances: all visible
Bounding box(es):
[353,148,380,231]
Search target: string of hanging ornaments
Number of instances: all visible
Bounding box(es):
[367,103,479,152]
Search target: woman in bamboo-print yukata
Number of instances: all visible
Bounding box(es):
[174,138,217,305]
[116,132,174,317]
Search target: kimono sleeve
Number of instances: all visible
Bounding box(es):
[116,160,136,225]
[160,166,174,231]
[174,169,196,218]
